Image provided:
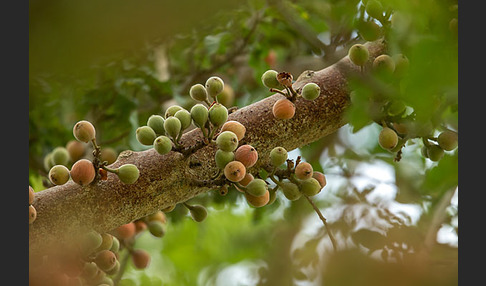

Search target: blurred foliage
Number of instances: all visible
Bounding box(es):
[29,0,458,285]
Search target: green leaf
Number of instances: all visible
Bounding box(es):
[422,151,458,196]
[351,229,387,251]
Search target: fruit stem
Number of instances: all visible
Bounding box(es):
[233,182,247,191]
[172,137,182,149]
[208,124,217,140]
[268,174,282,187]
[176,130,183,145]
[102,166,119,174]
[182,202,193,210]
[269,88,287,97]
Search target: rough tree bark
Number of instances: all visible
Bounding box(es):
[29,40,386,259]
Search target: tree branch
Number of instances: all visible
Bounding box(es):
[29,40,387,259]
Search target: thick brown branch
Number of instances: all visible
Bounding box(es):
[29,40,386,259]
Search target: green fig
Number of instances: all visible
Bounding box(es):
[205,76,224,98]
[190,104,209,128]
[189,84,208,102]
[216,131,239,152]
[116,164,139,184]
[208,103,228,127]
[136,126,156,146]
[153,135,173,155]
[261,70,283,89]
[175,109,192,130]
[164,116,182,139]
[348,44,369,67]
[246,178,268,197]
[215,149,235,170]
[147,115,165,135]
[301,83,320,101]
[270,147,288,167]
[48,165,70,186]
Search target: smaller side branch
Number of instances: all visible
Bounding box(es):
[303,194,338,252]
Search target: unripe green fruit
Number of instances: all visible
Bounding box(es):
[70,159,96,186]
[94,250,117,272]
[154,135,173,155]
[312,171,327,189]
[301,83,320,101]
[109,236,120,253]
[116,164,139,184]
[280,181,301,201]
[90,269,107,285]
[366,0,384,20]
[209,103,228,127]
[272,98,295,120]
[147,220,165,237]
[348,44,369,66]
[221,120,246,141]
[82,230,103,254]
[189,205,208,222]
[136,126,156,146]
[175,109,192,130]
[164,105,183,118]
[373,54,395,75]
[393,54,410,78]
[294,162,313,180]
[378,127,399,150]
[387,100,406,116]
[164,116,182,139]
[96,233,114,252]
[437,130,458,151]
[51,146,70,166]
[215,149,235,170]
[270,147,288,167]
[29,205,37,224]
[216,84,235,107]
[427,144,444,162]
[81,262,99,280]
[224,161,247,182]
[73,120,96,143]
[205,76,224,98]
[357,20,382,41]
[48,165,70,186]
[147,115,165,135]
[246,178,268,197]
[29,185,35,205]
[234,144,258,168]
[190,83,208,102]
[43,152,55,172]
[261,70,283,89]
[131,249,151,269]
[298,178,322,196]
[245,190,270,208]
[267,188,277,205]
[190,104,209,128]
[216,131,239,152]
[100,147,117,165]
